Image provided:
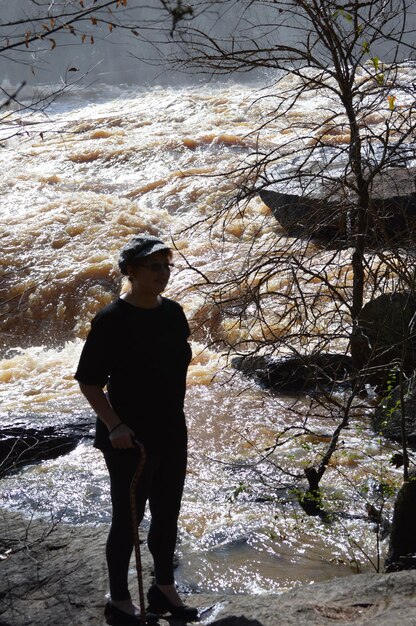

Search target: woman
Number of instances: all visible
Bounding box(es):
[75,234,198,625]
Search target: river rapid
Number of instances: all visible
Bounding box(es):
[0,74,410,595]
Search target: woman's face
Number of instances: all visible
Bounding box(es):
[126,250,173,296]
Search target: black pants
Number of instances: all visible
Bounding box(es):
[103,445,187,601]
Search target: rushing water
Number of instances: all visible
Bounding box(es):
[0,75,410,594]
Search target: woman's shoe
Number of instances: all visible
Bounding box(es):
[104,601,141,625]
[104,601,159,625]
[147,585,199,622]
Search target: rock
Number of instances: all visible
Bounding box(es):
[2,509,416,625]
[211,615,261,626]
[0,414,94,478]
[372,375,416,443]
[232,294,416,394]
[204,572,416,625]
[385,470,416,572]
[259,189,346,243]
[0,509,144,626]
[260,166,416,247]
[355,292,416,389]
[232,353,352,393]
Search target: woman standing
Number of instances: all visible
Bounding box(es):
[75,234,198,624]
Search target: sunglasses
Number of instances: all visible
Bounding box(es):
[139,262,174,272]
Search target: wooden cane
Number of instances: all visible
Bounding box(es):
[129,440,147,625]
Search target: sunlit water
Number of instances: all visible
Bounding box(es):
[0,75,411,594]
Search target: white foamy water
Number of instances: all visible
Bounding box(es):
[0,76,410,593]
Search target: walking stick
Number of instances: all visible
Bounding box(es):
[130,440,147,625]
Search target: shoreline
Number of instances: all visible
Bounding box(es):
[1,509,416,625]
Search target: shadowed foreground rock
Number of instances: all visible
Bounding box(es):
[2,510,416,625]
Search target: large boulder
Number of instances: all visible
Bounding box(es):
[355,293,416,389]
[260,167,416,247]
[232,353,353,393]
[385,470,416,572]
[372,375,416,444]
[259,189,346,243]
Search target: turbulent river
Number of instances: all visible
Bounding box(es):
[0,75,409,595]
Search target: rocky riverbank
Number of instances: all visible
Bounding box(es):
[1,510,416,626]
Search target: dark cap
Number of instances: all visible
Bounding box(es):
[118,235,171,275]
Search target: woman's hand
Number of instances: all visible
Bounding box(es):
[77,384,137,450]
[109,423,136,449]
